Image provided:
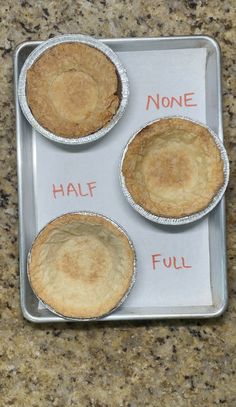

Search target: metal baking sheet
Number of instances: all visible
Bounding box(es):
[14,36,227,322]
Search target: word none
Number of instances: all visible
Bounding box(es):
[152,253,192,270]
[146,92,197,111]
[52,181,96,199]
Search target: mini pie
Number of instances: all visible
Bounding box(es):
[28,213,135,319]
[122,118,225,218]
[26,43,120,138]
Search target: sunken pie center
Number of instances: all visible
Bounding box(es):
[142,146,198,197]
[49,70,99,123]
[56,235,112,283]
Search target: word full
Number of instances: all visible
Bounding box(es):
[152,253,192,270]
[146,92,197,111]
[52,181,96,199]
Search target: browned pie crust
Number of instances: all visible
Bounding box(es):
[28,213,135,319]
[122,118,224,218]
[26,43,120,138]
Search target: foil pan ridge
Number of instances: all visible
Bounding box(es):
[120,116,230,226]
[27,211,136,321]
[18,34,129,145]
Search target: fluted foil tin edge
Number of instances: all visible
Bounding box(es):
[120,116,230,226]
[18,34,129,145]
[27,211,136,321]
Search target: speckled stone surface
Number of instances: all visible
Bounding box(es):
[0,0,236,406]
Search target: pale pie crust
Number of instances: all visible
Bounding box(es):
[122,118,224,218]
[28,214,135,319]
[26,43,120,138]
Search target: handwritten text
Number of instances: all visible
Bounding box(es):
[146,92,197,111]
[152,253,192,271]
[52,181,96,199]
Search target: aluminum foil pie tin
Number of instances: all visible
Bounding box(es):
[27,211,136,321]
[18,34,129,145]
[120,116,230,226]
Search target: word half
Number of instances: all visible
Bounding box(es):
[52,181,96,199]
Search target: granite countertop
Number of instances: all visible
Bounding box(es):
[0,1,235,406]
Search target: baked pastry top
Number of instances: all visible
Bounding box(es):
[122,118,224,218]
[26,43,120,138]
[28,213,135,319]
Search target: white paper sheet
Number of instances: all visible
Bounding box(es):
[35,47,212,310]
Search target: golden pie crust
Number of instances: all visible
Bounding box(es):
[26,43,120,138]
[28,213,135,319]
[122,118,224,218]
